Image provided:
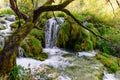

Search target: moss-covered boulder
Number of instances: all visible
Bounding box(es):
[0,23,6,30]
[96,53,119,73]
[56,14,97,51]
[21,36,48,61]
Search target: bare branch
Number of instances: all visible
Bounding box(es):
[108,0,116,16]
[116,0,120,8]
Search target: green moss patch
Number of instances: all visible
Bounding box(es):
[96,53,119,73]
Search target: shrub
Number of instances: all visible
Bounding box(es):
[0,7,15,15]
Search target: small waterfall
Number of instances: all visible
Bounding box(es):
[18,47,24,57]
[45,17,64,48]
[0,36,5,48]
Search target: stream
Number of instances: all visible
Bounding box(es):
[0,15,120,80]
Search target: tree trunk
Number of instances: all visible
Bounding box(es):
[0,22,34,76]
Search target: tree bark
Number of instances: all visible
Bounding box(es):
[0,22,34,76]
[0,0,73,76]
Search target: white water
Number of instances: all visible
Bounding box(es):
[45,17,64,48]
[17,47,73,69]
[103,71,119,80]
[0,15,15,48]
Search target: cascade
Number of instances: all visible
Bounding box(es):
[45,17,64,48]
[0,36,4,48]
[0,15,15,48]
[18,47,24,57]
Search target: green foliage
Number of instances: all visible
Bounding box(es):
[96,53,119,73]
[8,65,23,80]
[10,19,25,32]
[36,52,48,61]
[0,46,3,52]
[57,14,97,51]
[0,7,15,15]
[8,65,59,80]
[57,21,71,47]
[29,28,45,40]
[97,41,116,54]
[27,37,42,55]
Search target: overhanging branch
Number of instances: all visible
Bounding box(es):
[61,9,109,41]
[33,0,74,22]
[9,0,29,20]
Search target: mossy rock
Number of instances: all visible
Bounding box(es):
[0,24,6,30]
[0,20,6,24]
[27,37,42,55]
[62,53,75,58]
[96,53,119,73]
[35,52,48,61]
[56,14,97,51]
[29,29,45,40]
[21,38,48,61]
[74,44,82,52]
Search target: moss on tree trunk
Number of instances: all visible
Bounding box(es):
[0,22,34,76]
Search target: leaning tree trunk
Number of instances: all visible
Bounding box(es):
[0,0,74,76]
[0,22,34,76]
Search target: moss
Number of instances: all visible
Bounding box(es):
[10,23,18,28]
[10,19,25,31]
[62,53,75,57]
[56,12,65,17]
[74,44,82,52]
[56,14,97,51]
[21,36,43,58]
[96,54,119,73]
[29,29,45,40]
[27,37,42,56]
[0,46,3,52]
[36,52,48,61]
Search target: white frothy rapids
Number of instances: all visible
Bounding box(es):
[17,47,73,69]
[103,71,119,80]
[0,15,15,48]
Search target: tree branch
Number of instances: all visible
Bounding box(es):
[116,0,120,8]
[9,0,29,20]
[33,0,74,22]
[61,9,109,41]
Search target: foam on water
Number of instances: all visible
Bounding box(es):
[17,47,73,69]
[77,51,97,57]
[103,71,119,80]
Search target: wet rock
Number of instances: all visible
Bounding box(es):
[0,24,6,30]
[5,15,16,21]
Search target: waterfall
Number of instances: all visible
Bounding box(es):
[45,17,64,48]
[0,36,4,48]
[18,47,24,57]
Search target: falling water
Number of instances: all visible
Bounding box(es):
[0,36,4,48]
[45,17,64,48]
